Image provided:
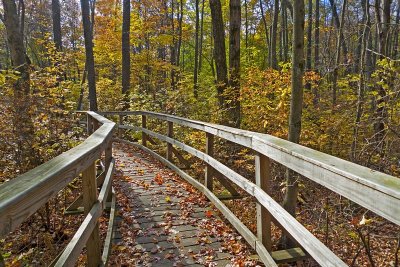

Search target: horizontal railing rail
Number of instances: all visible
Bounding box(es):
[0,111,116,267]
[101,110,400,267]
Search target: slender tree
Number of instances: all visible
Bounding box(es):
[315,0,320,71]
[374,0,392,155]
[282,0,305,247]
[194,0,200,98]
[329,0,348,59]
[332,0,347,106]
[52,0,62,50]
[351,0,371,160]
[281,0,289,62]
[270,0,279,69]
[259,0,271,68]
[198,0,205,72]
[210,0,228,116]
[305,0,313,92]
[176,0,183,67]
[244,0,249,61]
[393,0,400,58]
[313,0,320,104]
[122,0,131,103]
[229,0,241,127]
[170,0,178,89]
[306,0,312,71]
[80,0,98,111]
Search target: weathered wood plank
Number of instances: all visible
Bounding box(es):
[271,247,307,263]
[205,133,214,191]
[55,202,102,267]
[82,162,101,267]
[167,121,173,162]
[255,153,272,252]
[171,146,190,168]
[146,135,158,145]
[142,115,147,147]
[118,124,140,131]
[64,170,106,215]
[216,194,244,200]
[118,115,123,138]
[214,171,240,197]
[105,141,113,173]
[98,158,115,207]
[101,188,116,267]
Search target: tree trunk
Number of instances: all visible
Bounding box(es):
[170,0,178,89]
[176,0,183,67]
[354,0,366,73]
[280,1,288,62]
[374,0,391,156]
[282,0,305,247]
[314,0,320,70]
[351,0,371,160]
[259,0,271,68]
[392,0,400,58]
[52,0,62,50]
[306,0,312,71]
[282,0,293,19]
[332,0,347,106]
[313,0,320,104]
[329,0,348,59]
[270,0,279,69]
[194,0,200,98]
[244,0,249,61]
[122,0,131,105]
[209,0,228,113]
[198,0,205,72]
[228,0,241,127]
[2,0,35,170]
[80,0,98,111]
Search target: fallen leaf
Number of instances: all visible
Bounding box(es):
[205,210,213,218]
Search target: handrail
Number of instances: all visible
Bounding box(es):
[100,111,400,224]
[101,110,400,266]
[0,111,116,266]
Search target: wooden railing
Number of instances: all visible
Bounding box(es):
[0,112,116,267]
[100,110,400,267]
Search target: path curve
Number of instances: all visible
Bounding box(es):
[108,142,259,266]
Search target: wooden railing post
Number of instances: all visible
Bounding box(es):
[105,141,112,173]
[205,133,214,191]
[118,115,123,138]
[167,121,173,162]
[82,161,101,266]
[255,152,272,252]
[87,114,93,134]
[142,115,147,147]
[93,120,99,132]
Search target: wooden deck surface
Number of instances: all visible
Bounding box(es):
[109,142,257,266]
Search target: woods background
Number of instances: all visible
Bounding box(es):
[1,0,400,265]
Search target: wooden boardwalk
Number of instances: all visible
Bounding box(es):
[3,112,399,266]
[109,142,257,266]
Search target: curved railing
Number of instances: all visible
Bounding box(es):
[101,110,400,267]
[0,112,116,266]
